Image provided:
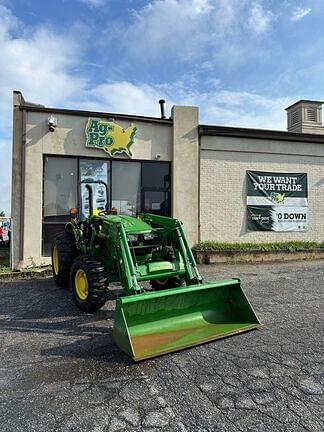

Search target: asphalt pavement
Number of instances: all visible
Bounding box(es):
[0,260,323,431]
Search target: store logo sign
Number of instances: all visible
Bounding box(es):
[85,118,137,157]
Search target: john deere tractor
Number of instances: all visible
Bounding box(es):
[52,180,260,361]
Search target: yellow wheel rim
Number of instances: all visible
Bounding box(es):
[75,269,89,300]
[53,245,59,275]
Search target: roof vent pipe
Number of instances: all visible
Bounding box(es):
[159,99,166,119]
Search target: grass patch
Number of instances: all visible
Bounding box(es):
[193,240,324,253]
[0,246,10,273]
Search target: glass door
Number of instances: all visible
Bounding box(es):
[141,162,171,216]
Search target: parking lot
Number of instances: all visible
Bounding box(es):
[0,260,323,432]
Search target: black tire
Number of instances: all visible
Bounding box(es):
[150,276,185,291]
[70,255,107,312]
[52,232,77,287]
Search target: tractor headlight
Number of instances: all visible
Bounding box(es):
[128,235,139,243]
[143,233,156,241]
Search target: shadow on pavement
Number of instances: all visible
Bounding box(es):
[1,277,134,366]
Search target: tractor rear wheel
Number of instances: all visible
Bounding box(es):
[150,276,185,291]
[52,232,77,287]
[70,255,107,312]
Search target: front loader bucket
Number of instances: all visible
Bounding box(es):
[113,278,261,361]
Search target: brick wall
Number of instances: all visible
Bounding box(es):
[199,135,324,243]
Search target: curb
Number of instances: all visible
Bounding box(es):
[0,267,52,280]
[193,248,324,264]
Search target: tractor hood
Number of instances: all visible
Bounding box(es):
[104,215,152,234]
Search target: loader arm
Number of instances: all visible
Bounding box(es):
[117,223,141,293]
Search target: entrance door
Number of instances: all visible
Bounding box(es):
[141,162,171,216]
[142,190,170,216]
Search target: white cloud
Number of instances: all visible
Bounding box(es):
[0,138,11,215]
[248,2,274,34]
[290,7,311,21]
[116,0,275,65]
[198,90,291,129]
[78,81,168,117]
[127,0,213,61]
[83,79,290,130]
[0,5,86,214]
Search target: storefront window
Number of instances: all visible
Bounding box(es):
[42,157,171,256]
[43,157,77,255]
[112,161,141,216]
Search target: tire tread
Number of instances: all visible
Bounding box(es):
[70,255,107,312]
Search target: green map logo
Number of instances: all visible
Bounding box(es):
[270,192,286,204]
[85,118,137,157]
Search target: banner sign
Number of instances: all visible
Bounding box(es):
[246,171,308,232]
[247,206,308,232]
[86,118,137,157]
[246,170,307,206]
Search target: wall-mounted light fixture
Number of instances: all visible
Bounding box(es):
[47,115,57,132]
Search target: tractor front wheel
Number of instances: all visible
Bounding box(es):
[70,255,107,312]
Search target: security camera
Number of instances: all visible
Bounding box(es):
[48,115,57,132]
[155,154,161,160]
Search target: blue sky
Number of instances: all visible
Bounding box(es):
[0,0,323,213]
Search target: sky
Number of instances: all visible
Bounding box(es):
[0,0,323,214]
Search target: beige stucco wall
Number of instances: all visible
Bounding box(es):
[172,106,199,244]
[17,111,173,268]
[28,112,173,160]
[200,135,324,243]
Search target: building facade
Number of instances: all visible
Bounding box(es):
[11,92,324,269]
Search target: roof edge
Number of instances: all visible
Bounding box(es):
[285,99,324,111]
[199,124,324,144]
[19,103,173,125]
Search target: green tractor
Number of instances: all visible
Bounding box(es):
[51,180,260,361]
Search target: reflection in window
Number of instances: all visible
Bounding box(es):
[142,162,170,189]
[44,157,77,217]
[43,157,77,256]
[112,162,141,216]
[143,190,170,216]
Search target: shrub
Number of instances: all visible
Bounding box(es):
[193,241,322,253]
